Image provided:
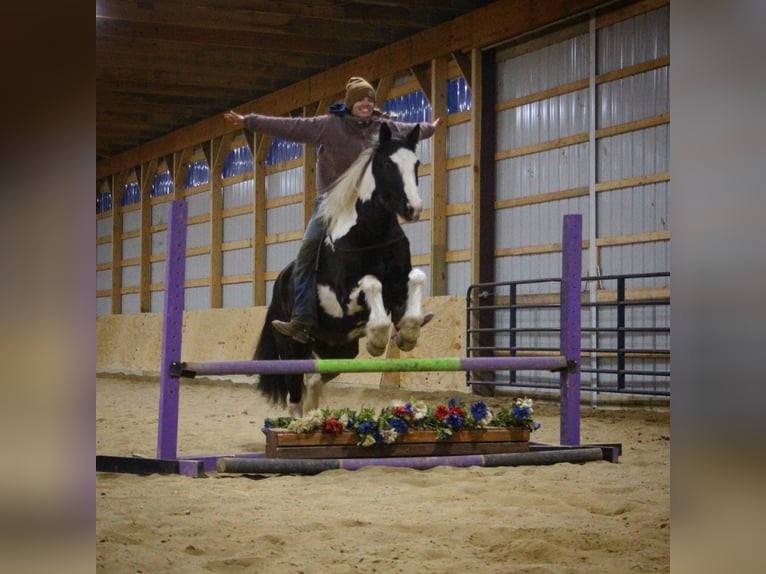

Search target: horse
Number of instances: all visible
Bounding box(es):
[253,122,430,417]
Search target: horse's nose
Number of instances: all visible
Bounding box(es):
[409,204,422,221]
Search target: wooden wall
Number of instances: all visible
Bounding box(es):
[96,296,469,392]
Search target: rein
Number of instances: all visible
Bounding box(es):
[326,230,408,253]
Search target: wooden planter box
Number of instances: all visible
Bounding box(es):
[264,427,530,459]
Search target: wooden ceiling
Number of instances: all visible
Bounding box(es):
[95,0,498,161]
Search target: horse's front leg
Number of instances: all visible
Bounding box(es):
[301,373,325,414]
[359,275,391,356]
[394,268,428,352]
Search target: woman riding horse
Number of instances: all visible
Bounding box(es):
[224,77,440,343]
[254,122,431,416]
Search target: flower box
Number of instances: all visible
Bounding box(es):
[264,427,530,459]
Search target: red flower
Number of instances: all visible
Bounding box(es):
[434,405,450,420]
[450,405,465,418]
[323,417,344,435]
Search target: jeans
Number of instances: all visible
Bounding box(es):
[291,198,325,324]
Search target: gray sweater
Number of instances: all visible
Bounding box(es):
[243,111,435,196]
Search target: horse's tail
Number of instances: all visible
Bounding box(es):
[253,263,295,408]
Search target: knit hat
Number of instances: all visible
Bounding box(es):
[345,77,376,107]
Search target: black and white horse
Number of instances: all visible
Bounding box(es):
[254,123,429,416]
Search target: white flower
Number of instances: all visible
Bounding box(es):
[412,400,428,420]
[286,409,325,432]
[381,429,399,444]
[477,411,494,428]
[360,435,376,447]
[517,398,534,412]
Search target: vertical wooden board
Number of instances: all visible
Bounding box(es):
[96,313,163,372]
[398,295,467,392]
[181,307,266,362]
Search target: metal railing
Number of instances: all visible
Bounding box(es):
[466,272,670,397]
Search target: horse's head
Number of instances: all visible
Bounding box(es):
[371,123,423,222]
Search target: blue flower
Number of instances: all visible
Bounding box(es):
[357,421,376,435]
[445,413,464,430]
[512,405,531,420]
[471,401,489,421]
[388,417,409,434]
[448,397,459,408]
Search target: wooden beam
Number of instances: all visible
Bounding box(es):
[429,57,448,296]
[209,134,233,308]
[139,159,157,312]
[98,0,615,178]
[451,50,472,88]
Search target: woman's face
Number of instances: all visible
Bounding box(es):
[351,96,375,118]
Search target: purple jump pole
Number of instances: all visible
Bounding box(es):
[157,200,188,459]
[216,448,605,475]
[559,214,582,446]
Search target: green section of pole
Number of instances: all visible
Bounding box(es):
[315,357,462,373]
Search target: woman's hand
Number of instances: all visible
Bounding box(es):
[224,110,245,126]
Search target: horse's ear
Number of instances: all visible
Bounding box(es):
[379,122,393,143]
[406,124,420,150]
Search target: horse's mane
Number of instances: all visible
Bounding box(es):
[317,146,376,240]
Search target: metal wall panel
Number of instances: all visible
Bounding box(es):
[446,261,470,297]
[447,214,470,250]
[495,142,589,201]
[596,125,668,181]
[151,202,169,226]
[598,68,669,128]
[266,240,300,274]
[447,122,471,158]
[121,237,140,259]
[403,220,430,256]
[497,89,589,150]
[597,182,668,238]
[222,283,253,308]
[223,247,253,276]
[599,242,669,281]
[96,297,111,316]
[96,269,111,291]
[184,286,210,310]
[266,167,303,200]
[417,173,431,209]
[121,265,141,287]
[267,204,302,235]
[223,179,254,209]
[186,222,210,249]
[597,6,669,73]
[151,261,165,284]
[150,290,164,312]
[222,214,253,243]
[151,230,166,256]
[496,197,589,250]
[185,254,210,281]
[96,243,112,265]
[122,210,140,232]
[447,167,471,204]
[97,216,112,238]
[497,34,590,99]
[121,293,140,314]
[186,191,210,217]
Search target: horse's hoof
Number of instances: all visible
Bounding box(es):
[395,333,416,352]
[366,342,387,356]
